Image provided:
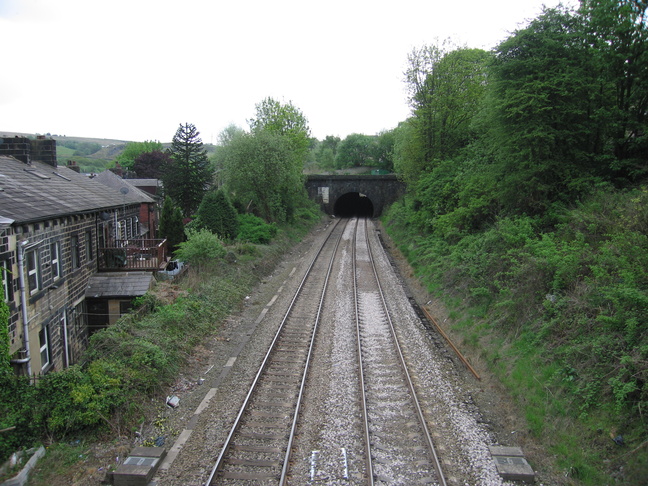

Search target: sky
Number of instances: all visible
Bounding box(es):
[0,0,578,144]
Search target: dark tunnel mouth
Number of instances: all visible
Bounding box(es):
[333,192,374,217]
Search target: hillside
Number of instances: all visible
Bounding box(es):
[1,131,216,174]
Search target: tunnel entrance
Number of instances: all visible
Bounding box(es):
[333,192,374,217]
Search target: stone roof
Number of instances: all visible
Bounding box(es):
[85,272,155,298]
[93,170,155,204]
[0,156,132,224]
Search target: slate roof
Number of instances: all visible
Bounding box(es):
[85,272,155,298]
[0,156,133,224]
[93,171,155,205]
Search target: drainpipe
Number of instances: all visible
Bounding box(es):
[11,240,32,376]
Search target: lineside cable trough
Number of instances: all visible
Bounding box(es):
[489,446,536,483]
[106,447,166,486]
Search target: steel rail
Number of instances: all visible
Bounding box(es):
[206,218,347,485]
[351,217,375,486]
[361,218,448,486]
[279,217,347,485]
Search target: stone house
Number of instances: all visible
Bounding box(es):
[0,136,165,376]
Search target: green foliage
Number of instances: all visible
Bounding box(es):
[158,196,185,254]
[57,140,102,157]
[335,133,375,168]
[0,300,10,374]
[580,0,648,178]
[115,140,163,170]
[400,43,489,188]
[196,190,239,240]
[236,213,278,244]
[163,123,212,218]
[221,129,305,223]
[0,374,38,463]
[248,97,311,161]
[174,228,226,267]
[383,182,648,482]
[312,135,341,169]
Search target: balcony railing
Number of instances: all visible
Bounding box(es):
[98,239,168,271]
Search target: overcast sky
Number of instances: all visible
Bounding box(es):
[0,0,577,144]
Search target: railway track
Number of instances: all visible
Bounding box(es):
[206,217,448,485]
[206,218,348,484]
[353,217,447,485]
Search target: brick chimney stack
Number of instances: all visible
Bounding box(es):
[66,160,81,173]
[0,136,57,167]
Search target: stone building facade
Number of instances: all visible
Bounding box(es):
[0,136,160,375]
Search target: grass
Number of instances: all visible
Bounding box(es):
[381,206,648,485]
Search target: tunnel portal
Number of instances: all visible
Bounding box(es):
[305,175,405,217]
[333,192,374,217]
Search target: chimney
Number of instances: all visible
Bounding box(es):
[0,136,31,163]
[31,137,57,167]
[0,136,57,167]
[67,160,81,173]
[110,162,124,178]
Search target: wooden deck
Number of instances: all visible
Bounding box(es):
[98,239,168,271]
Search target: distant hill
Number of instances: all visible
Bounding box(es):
[1,131,216,174]
[1,131,128,173]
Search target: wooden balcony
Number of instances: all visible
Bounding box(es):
[98,239,168,271]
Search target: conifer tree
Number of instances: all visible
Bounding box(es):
[196,190,239,240]
[158,196,185,254]
[162,123,212,217]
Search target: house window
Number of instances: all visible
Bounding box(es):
[50,241,62,281]
[39,325,50,370]
[1,260,10,302]
[71,235,80,269]
[26,248,41,295]
[85,230,93,261]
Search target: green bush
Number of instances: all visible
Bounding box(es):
[195,190,239,240]
[237,213,278,244]
[174,228,226,266]
[383,184,648,483]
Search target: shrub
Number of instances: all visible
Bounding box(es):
[196,190,239,240]
[237,213,278,244]
[174,228,226,267]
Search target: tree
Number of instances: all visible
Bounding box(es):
[402,43,489,186]
[133,150,170,179]
[487,6,606,214]
[580,0,648,179]
[158,196,185,254]
[335,134,375,168]
[115,141,163,170]
[374,130,395,171]
[195,189,239,240]
[313,135,340,169]
[222,130,304,223]
[248,97,311,163]
[162,123,212,217]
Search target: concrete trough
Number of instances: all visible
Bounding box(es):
[489,445,535,483]
[110,447,166,486]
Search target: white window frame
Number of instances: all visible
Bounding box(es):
[1,260,9,302]
[85,230,93,261]
[26,247,41,295]
[70,235,80,269]
[50,241,61,281]
[39,325,50,370]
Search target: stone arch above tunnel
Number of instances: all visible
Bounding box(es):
[304,174,405,217]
